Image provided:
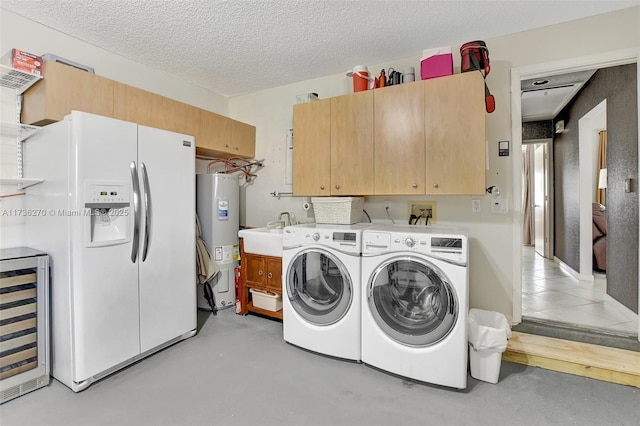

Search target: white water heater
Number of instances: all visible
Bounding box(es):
[196,173,240,310]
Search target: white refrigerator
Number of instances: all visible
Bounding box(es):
[23,111,196,392]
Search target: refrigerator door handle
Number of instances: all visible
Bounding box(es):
[140,162,152,262]
[130,161,141,263]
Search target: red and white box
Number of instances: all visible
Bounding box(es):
[1,49,43,76]
[420,47,453,80]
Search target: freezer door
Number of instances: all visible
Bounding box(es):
[137,125,196,352]
[70,112,141,382]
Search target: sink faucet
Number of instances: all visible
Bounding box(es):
[278,211,291,226]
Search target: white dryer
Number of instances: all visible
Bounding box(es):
[282,223,369,361]
[361,225,469,388]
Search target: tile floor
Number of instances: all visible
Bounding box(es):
[521,245,638,336]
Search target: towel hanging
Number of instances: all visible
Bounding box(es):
[196,214,220,314]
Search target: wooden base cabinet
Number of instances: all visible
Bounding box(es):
[239,243,282,320]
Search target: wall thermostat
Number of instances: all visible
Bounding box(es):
[499,140,510,157]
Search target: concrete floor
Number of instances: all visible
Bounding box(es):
[2,309,639,426]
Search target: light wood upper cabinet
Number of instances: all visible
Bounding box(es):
[291,72,485,196]
[114,83,201,137]
[292,98,331,196]
[21,61,253,159]
[198,109,232,154]
[113,82,158,127]
[330,90,375,195]
[374,81,425,194]
[22,61,114,126]
[195,110,255,158]
[230,119,256,158]
[424,72,486,195]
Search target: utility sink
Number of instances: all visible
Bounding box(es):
[238,227,284,257]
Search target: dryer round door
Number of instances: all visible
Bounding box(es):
[286,248,353,326]
[367,256,458,346]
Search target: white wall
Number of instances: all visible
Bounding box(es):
[229,6,640,320]
[0,8,229,249]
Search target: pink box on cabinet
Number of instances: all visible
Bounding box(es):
[420,47,453,80]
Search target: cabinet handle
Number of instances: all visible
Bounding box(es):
[335,184,340,190]
[234,147,238,151]
[433,183,439,188]
[412,183,418,188]
[258,270,263,276]
[225,144,229,148]
[320,185,325,190]
[267,272,273,279]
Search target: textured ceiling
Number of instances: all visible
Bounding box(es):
[1,0,636,97]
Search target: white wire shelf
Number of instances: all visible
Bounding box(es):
[0,122,41,142]
[0,64,42,94]
[0,178,44,190]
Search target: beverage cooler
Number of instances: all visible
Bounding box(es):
[196,173,240,310]
[0,248,50,404]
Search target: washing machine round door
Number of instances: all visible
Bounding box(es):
[286,248,352,326]
[367,256,458,346]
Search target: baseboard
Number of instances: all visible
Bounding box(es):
[553,256,593,282]
[504,332,640,388]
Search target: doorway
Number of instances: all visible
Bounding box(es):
[512,48,640,341]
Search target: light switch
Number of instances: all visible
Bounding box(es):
[472,199,481,213]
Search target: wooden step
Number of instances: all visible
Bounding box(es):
[503,331,640,388]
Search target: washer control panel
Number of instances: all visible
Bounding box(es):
[363,229,467,265]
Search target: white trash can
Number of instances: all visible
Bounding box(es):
[468,309,512,383]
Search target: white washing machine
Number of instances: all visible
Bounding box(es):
[361,225,469,388]
[282,223,370,361]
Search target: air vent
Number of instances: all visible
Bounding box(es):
[1,385,21,402]
[21,378,38,391]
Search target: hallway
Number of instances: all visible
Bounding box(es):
[522,245,638,336]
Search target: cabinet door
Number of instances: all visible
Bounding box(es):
[197,110,232,156]
[424,72,486,195]
[182,104,201,139]
[293,99,331,196]
[331,91,374,195]
[230,119,256,158]
[374,81,425,194]
[113,82,158,127]
[244,254,266,289]
[265,257,282,293]
[22,61,114,126]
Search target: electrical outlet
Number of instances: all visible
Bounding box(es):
[408,201,437,225]
[472,199,481,213]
